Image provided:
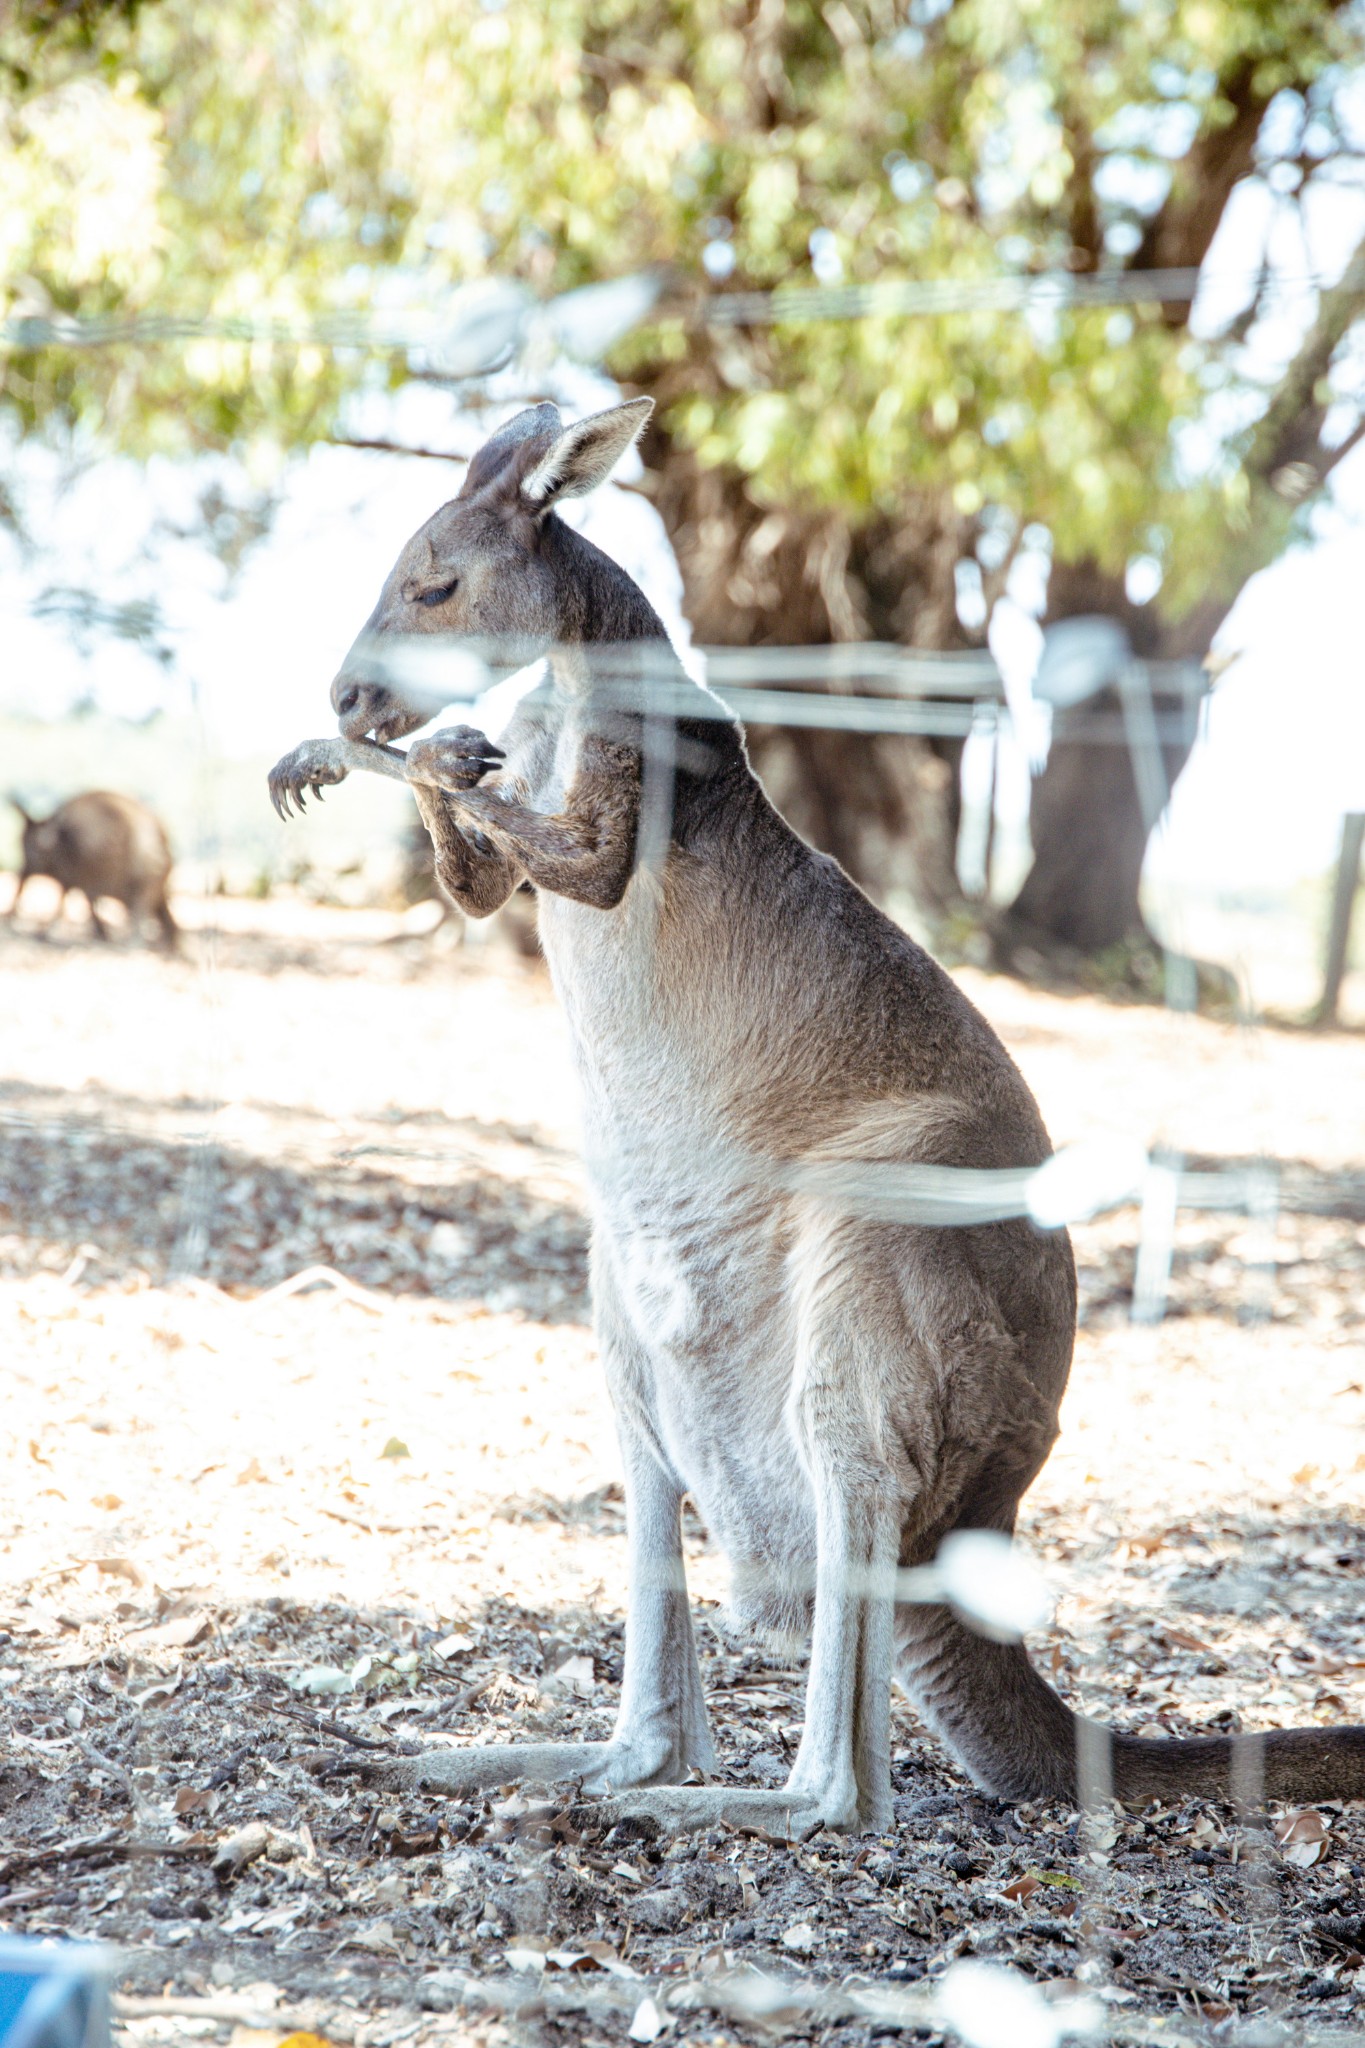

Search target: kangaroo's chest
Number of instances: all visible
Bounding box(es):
[595,1172,804,1540]
[595,1162,787,1349]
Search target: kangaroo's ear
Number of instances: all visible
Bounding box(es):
[521,398,653,510]
[8,795,32,825]
[459,402,563,502]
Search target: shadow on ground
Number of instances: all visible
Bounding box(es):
[0,1076,588,1321]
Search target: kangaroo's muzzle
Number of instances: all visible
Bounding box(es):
[329,671,427,744]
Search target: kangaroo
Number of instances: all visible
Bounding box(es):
[268,399,1365,1833]
[8,790,178,950]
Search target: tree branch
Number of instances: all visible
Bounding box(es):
[1064,120,1103,271]
[1129,18,1348,327]
[1047,241,1365,666]
[1247,239,1365,489]
[1322,409,1365,475]
[327,436,467,465]
[1132,56,1265,290]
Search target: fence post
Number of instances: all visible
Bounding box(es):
[1316,812,1365,1027]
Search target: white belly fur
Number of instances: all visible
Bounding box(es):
[539,886,821,1606]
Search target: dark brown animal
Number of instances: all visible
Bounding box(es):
[9,791,178,950]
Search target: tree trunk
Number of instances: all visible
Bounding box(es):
[642,434,973,934]
[1010,711,1153,952]
[641,433,1214,952]
[1006,566,1224,955]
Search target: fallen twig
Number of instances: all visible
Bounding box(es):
[206,1742,252,1789]
[319,1502,378,1534]
[249,1265,388,1314]
[319,1502,440,1536]
[404,1679,493,1723]
[262,1693,399,1752]
[0,1834,212,1883]
[382,1675,494,1742]
[443,1674,494,1719]
[72,1734,149,1821]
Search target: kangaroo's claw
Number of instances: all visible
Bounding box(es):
[268,739,352,820]
[406,726,506,793]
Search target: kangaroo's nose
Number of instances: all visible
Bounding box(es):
[331,667,410,741]
[330,672,365,716]
[331,673,385,734]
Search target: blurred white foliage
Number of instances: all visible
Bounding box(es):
[536,272,664,363]
[898,1530,1054,1642]
[937,1961,1100,2048]
[1027,1138,1149,1229]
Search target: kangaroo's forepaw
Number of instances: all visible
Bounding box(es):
[268,738,351,818]
[406,726,505,793]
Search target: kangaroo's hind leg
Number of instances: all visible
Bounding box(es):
[83,891,110,941]
[605,1219,912,1838]
[399,1258,714,1798]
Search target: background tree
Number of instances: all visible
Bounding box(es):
[4,0,1363,959]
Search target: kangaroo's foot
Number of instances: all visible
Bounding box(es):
[394,1736,687,1799]
[595,1782,854,1840]
[395,1746,859,1840]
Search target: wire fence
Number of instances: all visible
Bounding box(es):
[3,300,1364,2048]
[4,258,1355,366]
[4,581,1363,2015]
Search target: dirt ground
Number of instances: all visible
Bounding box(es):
[2,893,1364,2048]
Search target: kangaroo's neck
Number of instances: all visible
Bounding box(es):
[543,514,671,647]
[537,505,758,846]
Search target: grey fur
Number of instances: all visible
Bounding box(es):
[269,401,1365,1831]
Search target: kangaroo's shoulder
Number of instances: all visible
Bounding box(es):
[661,768,1044,1137]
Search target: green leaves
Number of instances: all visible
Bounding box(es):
[2,0,1358,626]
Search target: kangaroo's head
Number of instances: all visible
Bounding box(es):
[330,396,654,742]
[10,798,55,878]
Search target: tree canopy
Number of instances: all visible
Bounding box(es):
[4,0,1364,946]
[6,0,1362,607]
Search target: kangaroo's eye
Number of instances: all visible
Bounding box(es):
[418,578,458,609]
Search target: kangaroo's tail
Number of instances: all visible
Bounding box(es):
[897,1602,1365,1804]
